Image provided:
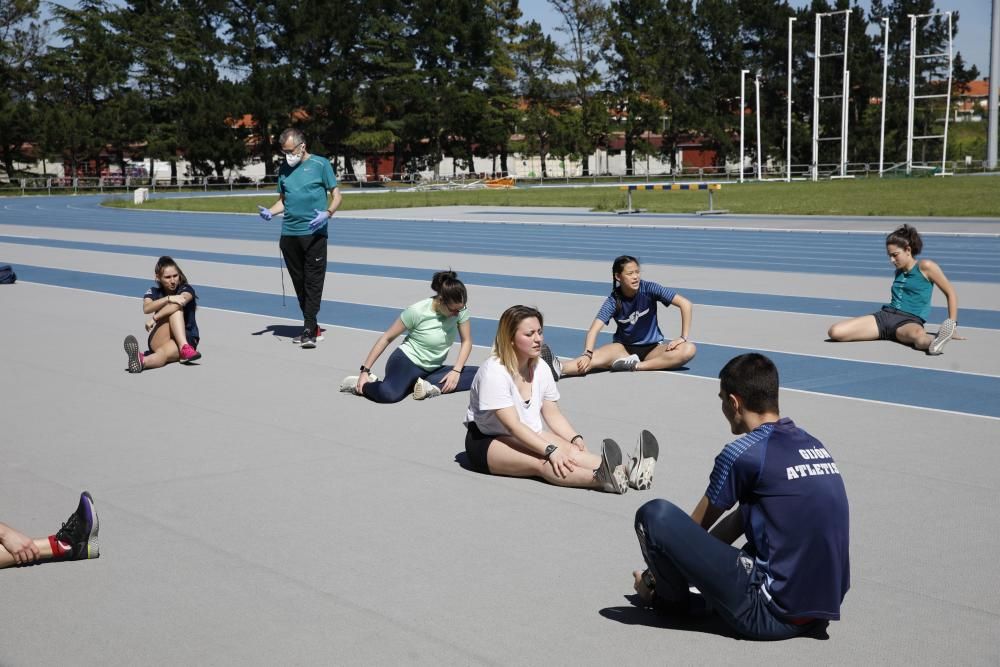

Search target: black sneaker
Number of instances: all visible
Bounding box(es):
[300,329,317,349]
[55,491,100,560]
[291,329,310,345]
[124,335,143,373]
[539,343,561,382]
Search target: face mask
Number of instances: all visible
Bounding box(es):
[285,153,302,167]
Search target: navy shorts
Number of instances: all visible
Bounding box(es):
[624,342,663,360]
[873,306,924,340]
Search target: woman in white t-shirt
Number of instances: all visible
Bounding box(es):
[465,305,657,493]
[339,270,477,403]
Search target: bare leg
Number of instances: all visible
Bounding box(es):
[560,343,629,377]
[828,315,880,342]
[636,341,697,371]
[895,322,933,350]
[167,309,191,349]
[0,538,53,569]
[486,433,603,488]
[142,323,180,370]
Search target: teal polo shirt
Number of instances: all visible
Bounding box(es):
[277,155,338,236]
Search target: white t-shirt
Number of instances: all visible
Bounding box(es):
[465,356,560,436]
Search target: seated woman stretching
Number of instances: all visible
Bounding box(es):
[123,256,201,373]
[555,255,696,378]
[340,270,477,402]
[464,304,659,493]
[827,224,958,355]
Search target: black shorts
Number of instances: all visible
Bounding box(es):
[465,422,494,474]
[624,342,663,360]
[873,306,924,340]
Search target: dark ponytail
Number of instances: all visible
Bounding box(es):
[431,269,467,306]
[886,225,923,256]
[610,255,639,316]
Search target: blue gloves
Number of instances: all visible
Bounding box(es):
[257,205,273,221]
[308,209,330,231]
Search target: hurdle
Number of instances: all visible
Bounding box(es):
[616,182,726,215]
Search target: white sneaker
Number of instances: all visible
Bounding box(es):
[928,318,956,355]
[627,430,660,490]
[611,354,640,372]
[594,439,629,494]
[412,378,442,400]
[340,374,378,394]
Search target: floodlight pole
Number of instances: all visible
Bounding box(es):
[755,74,763,180]
[906,15,916,175]
[787,16,796,182]
[740,69,749,183]
[812,16,821,181]
[879,17,889,176]
[988,0,999,169]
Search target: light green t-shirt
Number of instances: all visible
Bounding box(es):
[399,298,470,370]
[277,155,338,236]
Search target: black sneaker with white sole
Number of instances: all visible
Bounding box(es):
[627,430,660,490]
[54,491,100,560]
[595,439,629,494]
[539,343,561,382]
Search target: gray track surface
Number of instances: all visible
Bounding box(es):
[1,199,998,665]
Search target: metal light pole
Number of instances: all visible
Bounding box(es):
[740,69,749,183]
[787,16,796,182]
[879,17,889,176]
[755,73,763,180]
[988,0,999,168]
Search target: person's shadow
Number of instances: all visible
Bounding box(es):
[251,324,303,341]
[600,596,829,641]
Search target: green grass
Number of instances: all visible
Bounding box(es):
[103,175,1000,217]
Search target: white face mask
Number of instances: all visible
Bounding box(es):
[285,153,302,167]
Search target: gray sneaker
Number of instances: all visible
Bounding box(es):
[610,354,640,372]
[412,378,442,400]
[928,318,956,355]
[595,439,629,494]
[539,343,562,381]
[627,430,660,490]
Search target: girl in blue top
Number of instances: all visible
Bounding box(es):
[828,225,958,355]
[123,256,201,373]
[339,270,477,403]
[553,255,696,377]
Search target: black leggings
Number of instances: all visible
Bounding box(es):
[280,233,328,332]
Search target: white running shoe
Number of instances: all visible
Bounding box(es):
[412,378,442,400]
[626,430,660,490]
[928,318,956,355]
[611,354,640,372]
[340,374,378,394]
[595,439,629,494]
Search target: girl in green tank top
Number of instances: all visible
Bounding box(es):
[827,225,959,355]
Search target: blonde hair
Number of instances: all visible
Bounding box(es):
[493,305,543,376]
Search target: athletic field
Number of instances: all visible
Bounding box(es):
[1,194,998,664]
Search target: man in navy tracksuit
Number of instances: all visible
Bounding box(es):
[632,353,850,640]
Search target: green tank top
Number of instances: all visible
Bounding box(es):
[888,263,932,321]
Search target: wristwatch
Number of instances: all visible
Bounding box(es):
[360,365,371,373]
[543,444,557,460]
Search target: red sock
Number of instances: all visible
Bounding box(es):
[48,535,70,558]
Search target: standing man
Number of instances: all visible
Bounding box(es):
[258,128,342,348]
[631,353,850,640]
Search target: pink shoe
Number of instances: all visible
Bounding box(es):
[179,343,201,364]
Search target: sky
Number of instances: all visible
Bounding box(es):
[521,0,994,75]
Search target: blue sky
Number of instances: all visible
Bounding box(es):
[521,0,993,74]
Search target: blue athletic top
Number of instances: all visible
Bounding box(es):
[595,280,677,346]
[887,263,932,321]
[144,284,200,343]
[705,418,850,621]
[277,155,338,237]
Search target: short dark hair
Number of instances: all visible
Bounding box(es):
[718,353,779,413]
[430,269,467,306]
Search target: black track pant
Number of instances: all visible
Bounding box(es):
[279,233,327,332]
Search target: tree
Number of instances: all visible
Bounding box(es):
[0,0,45,180]
[513,20,564,178]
